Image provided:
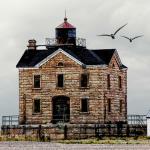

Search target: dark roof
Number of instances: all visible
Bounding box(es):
[16,46,126,68]
[92,49,115,65]
[16,49,56,67]
[120,64,127,69]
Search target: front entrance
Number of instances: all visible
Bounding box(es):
[52,96,70,123]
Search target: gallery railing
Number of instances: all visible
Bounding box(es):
[45,37,86,47]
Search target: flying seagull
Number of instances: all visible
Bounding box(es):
[97,23,127,39]
[121,35,143,42]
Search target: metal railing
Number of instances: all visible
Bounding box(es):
[45,37,86,47]
[1,114,147,126]
[2,115,19,126]
[127,115,146,125]
[1,123,147,138]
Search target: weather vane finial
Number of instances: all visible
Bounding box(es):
[64,9,67,22]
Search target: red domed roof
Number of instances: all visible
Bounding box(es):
[56,18,76,29]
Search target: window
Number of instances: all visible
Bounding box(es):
[81,98,88,112]
[108,99,111,113]
[58,62,64,67]
[33,75,40,88]
[80,74,89,87]
[107,74,110,89]
[118,76,122,89]
[119,100,122,113]
[57,74,64,87]
[125,95,127,112]
[33,99,41,113]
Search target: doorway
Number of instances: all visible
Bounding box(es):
[52,96,70,123]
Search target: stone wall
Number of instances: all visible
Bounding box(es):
[18,51,127,125]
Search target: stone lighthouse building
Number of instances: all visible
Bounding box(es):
[16,17,127,125]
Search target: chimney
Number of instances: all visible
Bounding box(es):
[27,39,36,50]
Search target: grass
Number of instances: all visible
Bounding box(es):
[58,137,150,144]
[0,136,32,142]
[0,135,150,144]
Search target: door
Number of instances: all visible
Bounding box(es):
[52,96,70,123]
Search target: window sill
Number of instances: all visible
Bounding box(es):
[32,112,42,115]
[56,66,64,68]
[79,87,90,89]
[80,112,90,115]
[32,88,41,90]
[56,87,65,90]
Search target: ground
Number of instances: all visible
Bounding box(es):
[0,142,150,150]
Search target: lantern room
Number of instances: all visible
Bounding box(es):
[55,17,76,45]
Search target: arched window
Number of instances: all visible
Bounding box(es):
[57,62,64,67]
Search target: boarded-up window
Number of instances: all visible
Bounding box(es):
[57,74,64,87]
[33,99,40,113]
[81,74,89,87]
[81,98,88,112]
[108,99,111,113]
[118,76,122,89]
[107,74,110,89]
[34,75,40,88]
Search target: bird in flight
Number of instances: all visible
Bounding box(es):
[121,35,143,42]
[97,23,127,39]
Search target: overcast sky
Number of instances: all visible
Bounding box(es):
[0,0,150,122]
